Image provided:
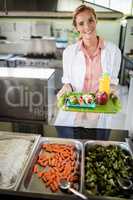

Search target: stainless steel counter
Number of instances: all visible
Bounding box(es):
[0,67,55,79]
[0,128,131,200]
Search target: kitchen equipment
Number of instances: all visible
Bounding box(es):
[7,54,63,91]
[8,53,60,68]
[26,37,56,55]
[56,39,68,49]
[59,179,87,199]
[8,55,49,68]
[0,36,7,40]
[0,132,40,190]
[30,35,42,39]
[0,67,55,123]
[19,137,83,196]
[0,54,14,67]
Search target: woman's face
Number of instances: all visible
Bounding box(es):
[75,10,97,41]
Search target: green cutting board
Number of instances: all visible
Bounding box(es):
[58,92,122,114]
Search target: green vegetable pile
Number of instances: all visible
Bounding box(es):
[85,144,133,197]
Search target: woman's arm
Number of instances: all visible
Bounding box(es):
[110,46,121,94]
[57,83,73,99]
[111,46,121,85]
[57,47,74,99]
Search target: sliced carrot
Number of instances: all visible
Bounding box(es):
[33,164,38,173]
[37,171,45,178]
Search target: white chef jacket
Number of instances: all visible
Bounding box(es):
[55,40,121,127]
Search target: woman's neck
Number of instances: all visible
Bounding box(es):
[83,36,98,53]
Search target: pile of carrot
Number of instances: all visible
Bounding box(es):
[33,143,79,192]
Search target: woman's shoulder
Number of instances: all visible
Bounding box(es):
[104,41,120,52]
[63,42,79,55]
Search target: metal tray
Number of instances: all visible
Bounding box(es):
[0,132,40,191]
[19,137,84,197]
[83,140,133,199]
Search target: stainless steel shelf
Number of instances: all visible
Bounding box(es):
[0,11,123,19]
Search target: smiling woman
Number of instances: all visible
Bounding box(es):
[55,4,121,137]
[73,7,98,56]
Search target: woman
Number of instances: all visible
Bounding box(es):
[55,5,121,137]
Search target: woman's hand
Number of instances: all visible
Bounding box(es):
[57,84,73,99]
[110,84,119,96]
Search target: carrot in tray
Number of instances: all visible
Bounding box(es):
[48,156,54,166]
[67,174,72,182]
[58,165,64,172]
[51,158,56,167]
[37,154,48,162]
[59,152,65,160]
[38,153,47,160]
[71,160,76,167]
[53,180,59,191]
[37,170,45,178]
[43,144,53,152]
[45,174,56,187]
[69,175,79,183]
[64,157,71,163]
[62,152,70,158]
[55,153,60,159]
[50,181,59,193]
[58,156,63,163]
[42,175,47,183]
[37,159,42,164]
[42,143,49,149]
[39,160,49,167]
[71,152,77,161]
[50,184,56,192]
[45,179,53,187]
[35,143,80,193]
[38,160,44,167]
[33,164,39,173]
[43,172,50,180]
[44,160,49,167]
[53,167,60,174]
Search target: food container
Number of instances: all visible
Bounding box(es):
[0,132,40,191]
[19,137,84,197]
[58,92,121,114]
[83,140,133,199]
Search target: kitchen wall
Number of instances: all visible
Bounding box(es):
[0,19,51,41]
[0,17,121,54]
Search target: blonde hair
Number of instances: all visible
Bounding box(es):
[73,4,97,27]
